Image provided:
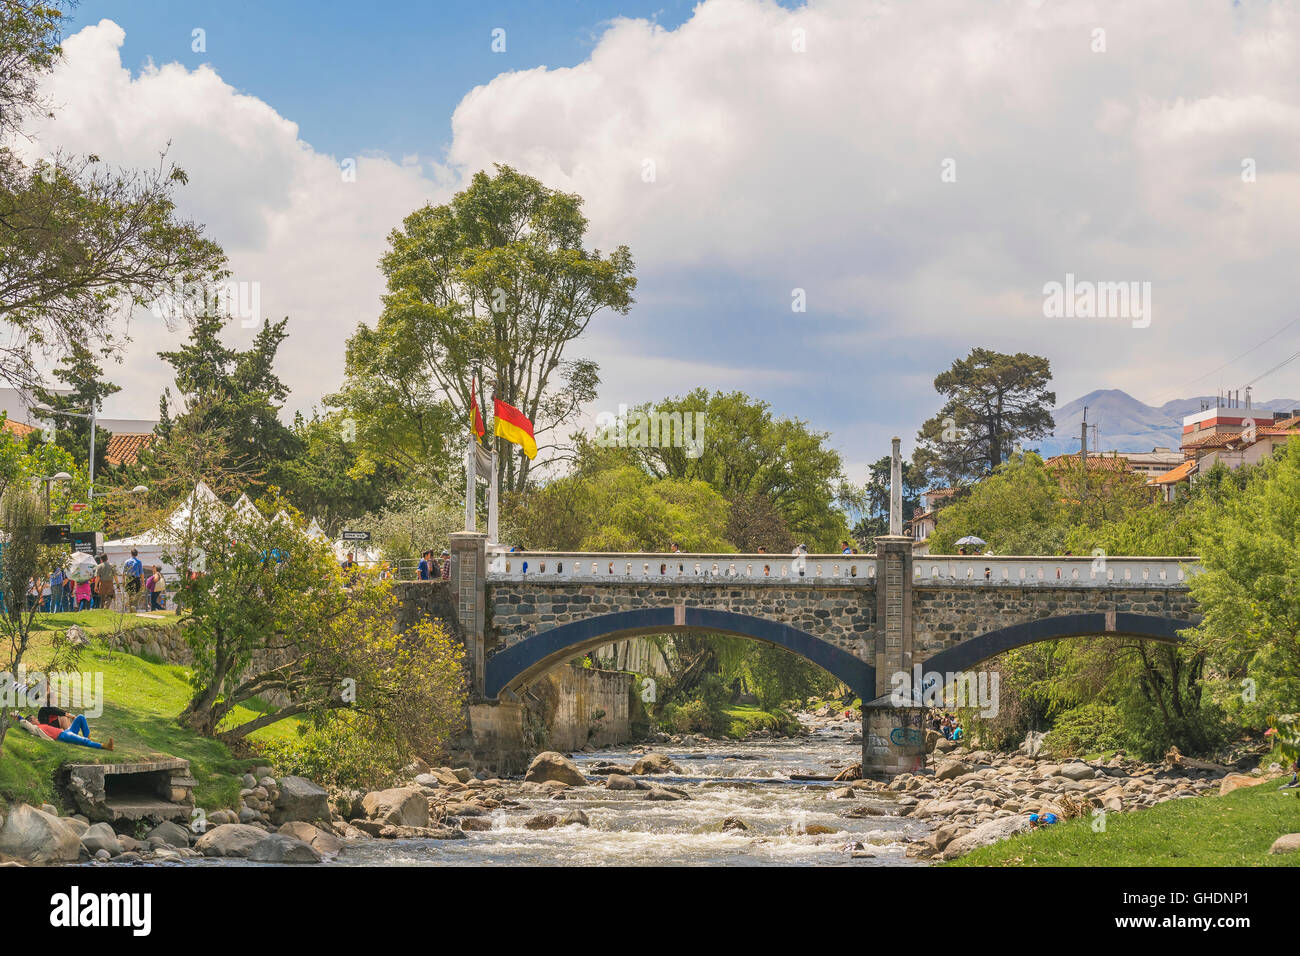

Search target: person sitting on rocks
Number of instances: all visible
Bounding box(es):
[32,712,113,751]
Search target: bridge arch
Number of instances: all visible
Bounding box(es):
[918,612,1194,676]
[484,606,876,701]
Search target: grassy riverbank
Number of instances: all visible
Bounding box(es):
[947,780,1300,866]
[1,615,295,811]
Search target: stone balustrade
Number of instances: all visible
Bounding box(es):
[483,552,1200,587]
[913,555,1200,587]
[485,552,876,584]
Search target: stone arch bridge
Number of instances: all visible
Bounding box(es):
[432,533,1201,777]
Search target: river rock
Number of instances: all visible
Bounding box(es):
[207,809,240,827]
[0,804,82,864]
[361,787,429,827]
[273,776,330,825]
[942,815,1033,859]
[630,753,682,775]
[148,820,191,848]
[195,824,268,858]
[829,787,857,799]
[279,821,343,856]
[606,774,643,791]
[1059,763,1095,781]
[379,824,465,839]
[459,817,493,831]
[1269,833,1300,854]
[80,822,122,857]
[935,759,971,781]
[933,737,956,753]
[524,752,588,787]
[524,813,561,830]
[560,810,590,827]
[248,833,322,863]
[645,785,689,801]
[721,816,750,831]
[1019,730,1047,757]
[1220,773,1267,795]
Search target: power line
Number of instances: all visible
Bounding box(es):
[1149,316,1300,407]
[1242,346,1300,390]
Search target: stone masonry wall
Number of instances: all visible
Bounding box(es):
[487,582,878,663]
[911,585,1200,660]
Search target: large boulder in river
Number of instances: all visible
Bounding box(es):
[0,804,82,864]
[630,753,682,775]
[524,752,588,787]
[195,823,268,858]
[942,815,1033,860]
[81,822,122,857]
[248,833,322,864]
[361,787,429,827]
[934,758,971,781]
[273,776,331,825]
[279,821,343,857]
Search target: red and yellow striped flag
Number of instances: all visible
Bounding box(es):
[493,397,536,460]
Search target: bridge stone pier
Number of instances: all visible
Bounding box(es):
[440,534,1201,778]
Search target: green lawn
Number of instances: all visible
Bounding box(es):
[2,625,300,812]
[947,780,1300,867]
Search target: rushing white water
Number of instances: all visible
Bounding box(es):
[323,717,929,867]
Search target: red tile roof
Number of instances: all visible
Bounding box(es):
[104,433,153,466]
[1044,453,1129,471]
[2,419,35,438]
[1148,459,1196,485]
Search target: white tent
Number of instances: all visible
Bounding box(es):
[102,481,229,575]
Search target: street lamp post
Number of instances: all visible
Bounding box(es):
[36,471,73,517]
[32,403,97,500]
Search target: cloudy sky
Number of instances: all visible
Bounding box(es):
[16,0,1300,475]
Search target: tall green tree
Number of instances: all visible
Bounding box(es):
[0,2,226,393]
[913,348,1055,488]
[605,389,854,550]
[156,312,300,492]
[30,340,119,473]
[332,164,636,492]
[1188,439,1300,723]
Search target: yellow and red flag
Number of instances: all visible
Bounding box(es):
[493,397,537,460]
[470,376,485,443]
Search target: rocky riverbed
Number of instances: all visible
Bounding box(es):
[0,710,1281,866]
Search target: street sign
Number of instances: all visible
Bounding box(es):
[341,530,371,542]
[70,502,88,512]
[40,524,71,545]
[68,531,102,555]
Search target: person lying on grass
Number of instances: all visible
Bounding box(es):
[12,712,114,751]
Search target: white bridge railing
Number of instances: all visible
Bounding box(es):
[913,555,1200,586]
[484,552,1201,586]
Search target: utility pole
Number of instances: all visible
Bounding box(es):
[1080,407,1089,503]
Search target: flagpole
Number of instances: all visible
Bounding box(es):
[488,442,498,544]
[464,428,476,532]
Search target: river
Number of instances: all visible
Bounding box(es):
[322,713,928,867]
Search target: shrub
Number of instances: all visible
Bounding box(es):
[1043,702,1124,757]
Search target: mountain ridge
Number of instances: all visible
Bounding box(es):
[1033,388,1300,458]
